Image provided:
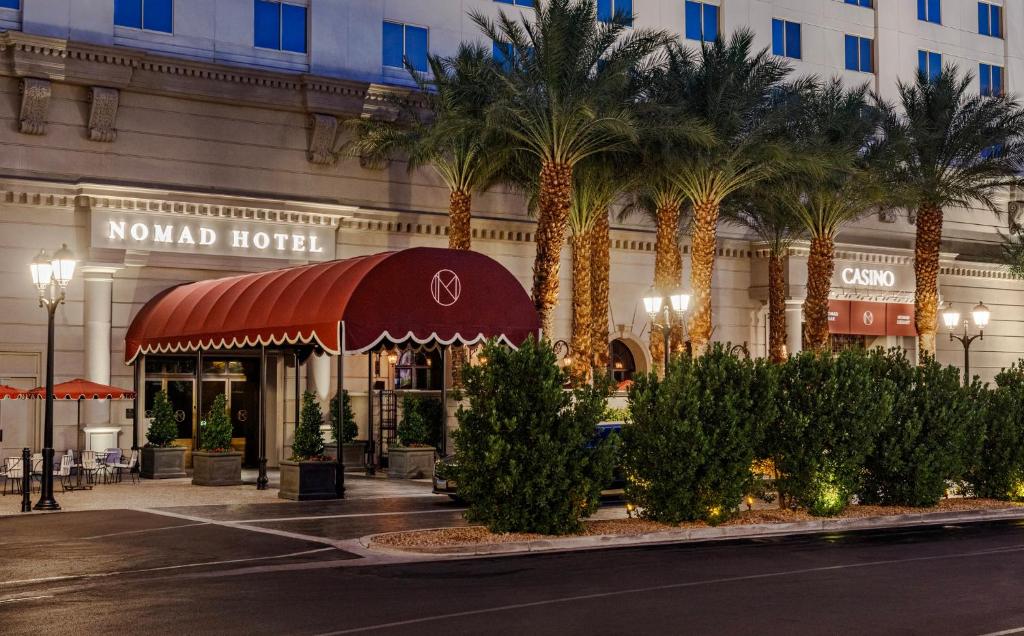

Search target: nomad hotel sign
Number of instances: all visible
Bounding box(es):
[91,210,336,261]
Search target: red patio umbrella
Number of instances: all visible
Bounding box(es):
[27,379,136,455]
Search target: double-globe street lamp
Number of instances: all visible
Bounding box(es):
[942,300,991,386]
[643,288,691,371]
[29,244,77,511]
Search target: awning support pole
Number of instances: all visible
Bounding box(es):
[335,328,345,498]
[132,357,142,451]
[366,353,375,475]
[257,346,268,490]
[294,351,300,444]
[196,349,203,452]
[440,347,448,457]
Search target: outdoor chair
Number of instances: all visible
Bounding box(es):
[30,453,43,492]
[2,456,23,495]
[80,451,101,485]
[54,454,73,492]
[101,449,122,483]
[110,450,138,484]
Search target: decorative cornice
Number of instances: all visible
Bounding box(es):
[84,195,345,229]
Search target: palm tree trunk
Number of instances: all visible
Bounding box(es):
[653,199,683,373]
[803,235,835,351]
[590,210,611,373]
[570,232,593,385]
[448,189,472,250]
[768,251,788,363]
[533,161,574,337]
[914,204,943,360]
[688,198,719,357]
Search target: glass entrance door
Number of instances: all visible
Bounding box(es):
[144,374,196,466]
[200,358,260,468]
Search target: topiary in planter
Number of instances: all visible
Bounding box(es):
[396,395,443,448]
[291,391,325,460]
[199,393,233,452]
[329,390,359,444]
[454,337,615,535]
[146,390,179,448]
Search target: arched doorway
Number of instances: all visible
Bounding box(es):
[609,338,640,391]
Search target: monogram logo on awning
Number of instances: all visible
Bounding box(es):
[430,269,461,307]
[863,311,874,326]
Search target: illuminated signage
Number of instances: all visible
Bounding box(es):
[840,267,896,288]
[91,210,336,261]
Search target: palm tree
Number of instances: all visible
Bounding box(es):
[786,80,888,351]
[881,67,1024,358]
[668,31,793,356]
[472,0,671,335]
[589,207,612,372]
[722,184,804,362]
[344,43,500,250]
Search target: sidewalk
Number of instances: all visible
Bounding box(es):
[0,470,437,515]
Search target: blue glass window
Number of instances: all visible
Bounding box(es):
[844,0,872,6]
[494,0,534,5]
[979,3,1002,38]
[980,63,1004,97]
[115,0,172,33]
[685,2,718,43]
[772,19,801,60]
[918,0,941,24]
[845,35,873,73]
[0,0,20,8]
[280,4,307,53]
[597,0,632,26]
[918,50,942,82]
[255,2,306,52]
[383,22,429,73]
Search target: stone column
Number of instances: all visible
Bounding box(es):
[785,301,803,357]
[81,267,117,428]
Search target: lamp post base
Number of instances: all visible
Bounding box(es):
[33,447,60,511]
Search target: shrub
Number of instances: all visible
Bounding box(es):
[766,349,892,516]
[970,363,1024,500]
[397,395,443,447]
[602,406,631,422]
[146,390,179,448]
[860,350,986,507]
[622,344,774,524]
[454,337,615,535]
[329,390,359,444]
[291,391,325,460]
[199,393,233,452]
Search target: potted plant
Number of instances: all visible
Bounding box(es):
[325,390,365,469]
[141,390,187,479]
[192,394,242,486]
[279,391,340,500]
[388,395,440,479]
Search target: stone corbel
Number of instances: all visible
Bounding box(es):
[307,113,339,165]
[19,78,51,135]
[87,87,119,142]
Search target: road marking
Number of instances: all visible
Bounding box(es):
[0,547,335,587]
[977,628,1024,636]
[314,544,1024,635]
[221,508,466,525]
[82,522,209,540]
[0,595,53,605]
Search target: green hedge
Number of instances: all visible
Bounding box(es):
[454,337,616,535]
[622,344,775,524]
[970,362,1024,500]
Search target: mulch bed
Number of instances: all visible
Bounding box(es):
[371,498,1023,550]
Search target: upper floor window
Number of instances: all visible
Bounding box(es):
[383,22,429,73]
[918,50,942,82]
[978,2,1002,38]
[597,0,632,26]
[980,63,1004,96]
[917,0,941,24]
[254,1,307,53]
[0,0,19,9]
[114,0,172,33]
[844,0,872,6]
[845,35,873,73]
[772,19,801,60]
[685,2,718,43]
[494,0,534,6]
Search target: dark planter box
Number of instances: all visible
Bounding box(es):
[141,446,187,479]
[388,447,436,479]
[191,451,242,486]
[325,441,367,471]
[278,459,341,501]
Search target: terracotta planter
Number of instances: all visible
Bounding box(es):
[278,459,341,501]
[191,450,242,486]
[141,446,187,479]
[388,446,436,479]
[325,441,367,470]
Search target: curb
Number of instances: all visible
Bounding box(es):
[359,507,1024,558]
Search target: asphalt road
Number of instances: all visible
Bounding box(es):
[3,504,1024,635]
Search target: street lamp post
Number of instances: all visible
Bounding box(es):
[29,244,77,511]
[941,301,990,385]
[643,288,691,371]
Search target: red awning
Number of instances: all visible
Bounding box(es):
[125,247,540,363]
[0,384,25,399]
[27,379,136,400]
